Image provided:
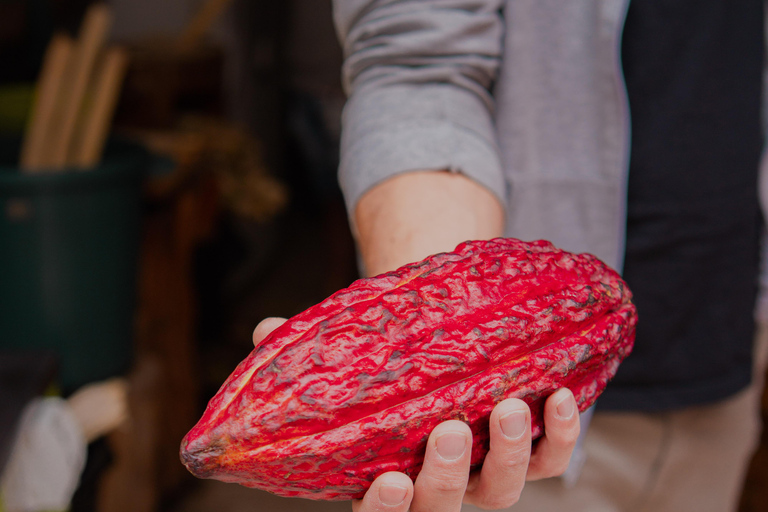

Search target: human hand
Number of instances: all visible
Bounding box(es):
[352,390,579,512]
[252,318,581,511]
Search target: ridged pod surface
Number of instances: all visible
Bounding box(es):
[180,238,636,500]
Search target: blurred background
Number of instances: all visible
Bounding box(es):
[0,1,766,512]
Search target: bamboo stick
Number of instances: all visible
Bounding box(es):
[47,3,112,169]
[20,33,73,171]
[70,47,129,168]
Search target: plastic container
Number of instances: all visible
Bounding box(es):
[0,139,148,393]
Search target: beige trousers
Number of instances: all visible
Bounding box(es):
[465,325,768,512]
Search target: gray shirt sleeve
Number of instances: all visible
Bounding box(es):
[333,0,508,223]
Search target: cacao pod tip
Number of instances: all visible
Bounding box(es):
[180,432,224,479]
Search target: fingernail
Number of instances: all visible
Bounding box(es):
[435,432,467,460]
[556,395,575,419]
[379,484,407,506]
[499,410,527,439]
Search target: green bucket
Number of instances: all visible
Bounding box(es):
[0,139,148,393]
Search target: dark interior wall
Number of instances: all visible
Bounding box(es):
[0,0,347,173]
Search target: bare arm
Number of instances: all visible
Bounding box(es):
[355,170,505,277]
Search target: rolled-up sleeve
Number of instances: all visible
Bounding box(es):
[333,0,507,219]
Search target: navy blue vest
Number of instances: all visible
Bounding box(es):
[599,0,764,410]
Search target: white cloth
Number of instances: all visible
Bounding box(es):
[1,397,87,512]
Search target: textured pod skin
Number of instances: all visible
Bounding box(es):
[181,238,636,500]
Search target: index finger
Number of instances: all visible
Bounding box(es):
[463,398,532,509]
[352,471,413,512]
[411,420,472,512]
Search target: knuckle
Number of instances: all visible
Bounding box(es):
[548,422,580,449]
[553,458,572,476]
[533,459,570,479]
[546,462,570,478]
[495,445,530,471]
[477,492,522,510]
[434,477,467,494]
[420,471,467,494]
[563,430,580,451]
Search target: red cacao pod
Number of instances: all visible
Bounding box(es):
[180,238,636,500]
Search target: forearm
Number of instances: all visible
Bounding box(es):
[355,170,505,277]
[335,1,506,279]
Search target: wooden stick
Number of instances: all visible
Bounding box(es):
[20,33,73,172]
[176,0,235,53]
[70,47,129,168]
[47,3,112,169]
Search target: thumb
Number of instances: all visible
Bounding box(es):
[252,317,287,346]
